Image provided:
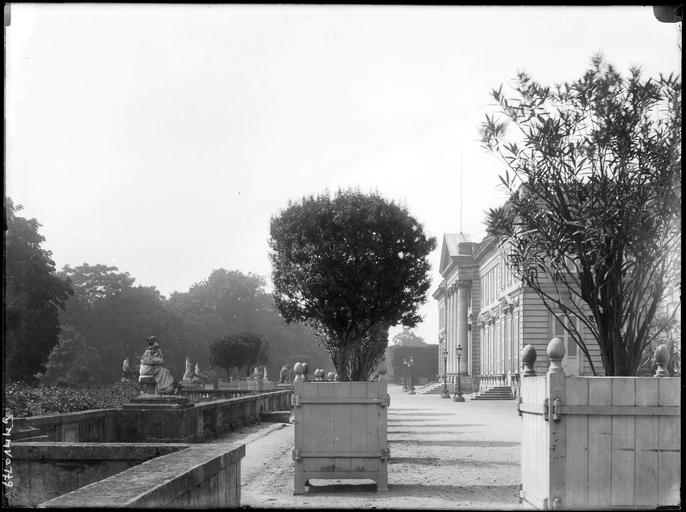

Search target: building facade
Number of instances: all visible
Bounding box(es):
[434,233,605,396]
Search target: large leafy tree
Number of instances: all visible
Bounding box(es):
[59,264,188,383]
[168,268,332,378]
[209,331,268,378]
[4,198,73,382]
[41,326,104,385]
[481,56,681,376]
[269,190,436,381]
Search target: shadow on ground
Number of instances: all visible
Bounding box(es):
[389,439,519,448]
[388,424,485,429]
[389,456,518,467]
[299,481,519,498]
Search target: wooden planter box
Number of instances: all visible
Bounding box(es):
[519,342,681,509]
[292,381,390,494]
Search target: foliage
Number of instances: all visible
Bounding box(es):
[269,189,436,381]
[58,264,188,383]
[4,198,73,383]
[209,331,268,377]
[40,326,105,385]
[388,345,439,383]
[4,381,139,418]
[636,306,681,377]
[169,268,332,379]
[481,55,681,376]
[391,327,426,346]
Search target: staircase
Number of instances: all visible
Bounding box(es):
[417,382,446,394]
[470,386,515,400]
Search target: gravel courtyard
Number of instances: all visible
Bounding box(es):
[232,383,524,509]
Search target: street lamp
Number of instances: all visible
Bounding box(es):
[453,346,465,402]
[408,355,416,394]
[440,349,450,398]
[402,358,408,391]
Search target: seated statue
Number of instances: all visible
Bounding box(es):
[139,336,178,394]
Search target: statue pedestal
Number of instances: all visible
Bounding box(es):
[119,394,194,443]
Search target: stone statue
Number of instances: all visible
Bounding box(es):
[139,336,178,394]
[263,365,268,381]
[194,362,201,380]
[279,365,289,384]
[253,366,262,380]
[183,357,193,381]
[121,357,132,381]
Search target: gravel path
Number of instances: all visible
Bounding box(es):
[228,384,525,509]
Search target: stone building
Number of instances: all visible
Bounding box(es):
[434,233,605,397]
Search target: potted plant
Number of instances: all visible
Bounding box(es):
[269,190,436,494]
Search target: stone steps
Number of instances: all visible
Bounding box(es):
[471,386,515,400]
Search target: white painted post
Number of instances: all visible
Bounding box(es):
[547,338,566,509]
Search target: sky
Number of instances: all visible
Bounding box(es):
[5,5,682,344]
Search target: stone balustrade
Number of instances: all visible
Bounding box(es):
[15,389,293,444]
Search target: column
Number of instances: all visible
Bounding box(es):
[450,290,456,375]
[456,281,469,375]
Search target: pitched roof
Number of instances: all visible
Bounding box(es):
[438,233,474,275]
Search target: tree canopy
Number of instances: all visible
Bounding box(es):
[269,190,436,381]
[58,264,187,382]
[4,198,73,382]
[481,55,681,376]
[209,331,268,377]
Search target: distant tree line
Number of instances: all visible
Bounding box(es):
[4,197,332,385]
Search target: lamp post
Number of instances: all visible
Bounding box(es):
[440,349,450,398]
[402,358,408,391]
[453,346,465,402]
[408,355,416,394]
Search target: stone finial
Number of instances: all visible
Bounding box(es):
[333,373,339,381]
[654,344,671,377]
[314,369,325,381]
[378,365,387,382]
[327,371,335,381]
[293,362,304,382]
[547,338,566,374]
[301,362,309,381]
[521,344,537,376]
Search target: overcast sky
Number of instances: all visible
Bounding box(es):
[5,4,681,344]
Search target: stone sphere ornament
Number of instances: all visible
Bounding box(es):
[521,344,538,376]
[654,344,671,377]
[314,369,325,381]
[327,371,335,381]
[293,362,304,382]
[546,337,566,373]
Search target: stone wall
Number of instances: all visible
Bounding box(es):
[39,443,245,508]
[7,443,188,507]
[16,389,293,444]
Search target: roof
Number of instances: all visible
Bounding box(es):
[438,233,475,275]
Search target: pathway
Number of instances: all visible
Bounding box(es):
[233,383,523,509]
